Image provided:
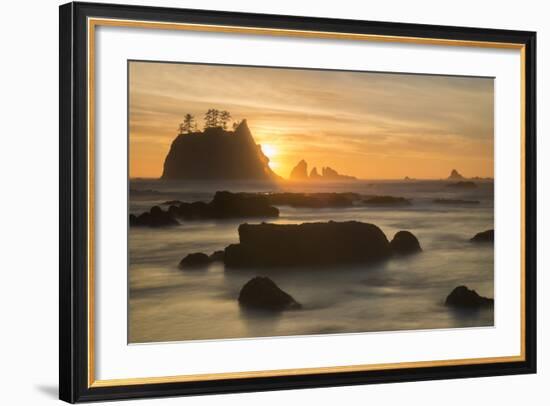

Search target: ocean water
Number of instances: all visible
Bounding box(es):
[128,179,494,343]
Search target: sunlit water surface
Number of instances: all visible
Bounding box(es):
[129,179,494,343]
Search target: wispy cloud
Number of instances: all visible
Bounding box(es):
[129,61,493,179]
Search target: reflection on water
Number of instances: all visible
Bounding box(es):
[129,180,493,343]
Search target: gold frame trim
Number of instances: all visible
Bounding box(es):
[87,17,527,388]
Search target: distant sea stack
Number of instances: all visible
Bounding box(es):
[448,169,465,180]
[161,120,280,181]
[289,160,356,181]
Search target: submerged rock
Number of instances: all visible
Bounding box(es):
[363,196,411,205]
[238,277,301,311]
[445,286,494,308]
[129,205,178,227]
[471,229,494,243]
[390,231,422,254]
[179,252,211,269]
[224,221,392,268]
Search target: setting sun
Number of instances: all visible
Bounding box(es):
[261,144,278,169]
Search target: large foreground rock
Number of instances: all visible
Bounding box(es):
[238,277,301,311]
[445,286,494,308]
[224,221,392,268]
[390,231,422,254]
[471,229,494,243]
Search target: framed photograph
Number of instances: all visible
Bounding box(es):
[59,2,537,403]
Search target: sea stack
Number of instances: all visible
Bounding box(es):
[448,169,465,180]
[290,160,309,180]
[161,120,279,181]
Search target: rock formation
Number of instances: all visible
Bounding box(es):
[471,229,494,243]
[129,206,179,227]
[179,252,211,269]
[161,120,279,181]
[445,286,494,308]
[448,169,465,180]
[238,277,301,311]
[132,191,279,226]
[390,231,422,254]
[309,167,321,179]
[224,221,397,268]
[289,160,309,180]
[289,160,356,181]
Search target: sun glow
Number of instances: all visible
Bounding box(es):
[261,144,279,169]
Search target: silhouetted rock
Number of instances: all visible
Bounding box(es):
[224,221,392,268]
[145,191,279,221]
[322,166,356,180]
[129,205,178,227]
[445,286,494,308]
[309,167,321,179]
[208,191,279,218]
[290,159,308,180]
[363,196,411,205]
[471,229,494,243]
[267,192,358,208]
[446,181,477,189]
[179,252,211,269]
[238,277,301,311]
[289,160,356,181]
[448,169,465,180]
[161,120,280,181]
[209,250,225,262]
[390,231,422,254]
[433,198,479,205]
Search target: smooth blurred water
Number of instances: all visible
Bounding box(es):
[129,179,494,343]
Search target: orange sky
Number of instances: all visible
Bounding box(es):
[129,61,494,180]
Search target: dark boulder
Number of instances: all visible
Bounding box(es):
[445,286,494,308]
[209,250,225,262]
[390,231,422,254]
[129,205,178,227]
[179,252,211,269]
[208,191,279,218]
[363,196,411,205]
[471,229,494,243]
[238,277,301,311]
[224,221,392,268]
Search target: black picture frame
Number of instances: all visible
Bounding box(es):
[59,1,537,403]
